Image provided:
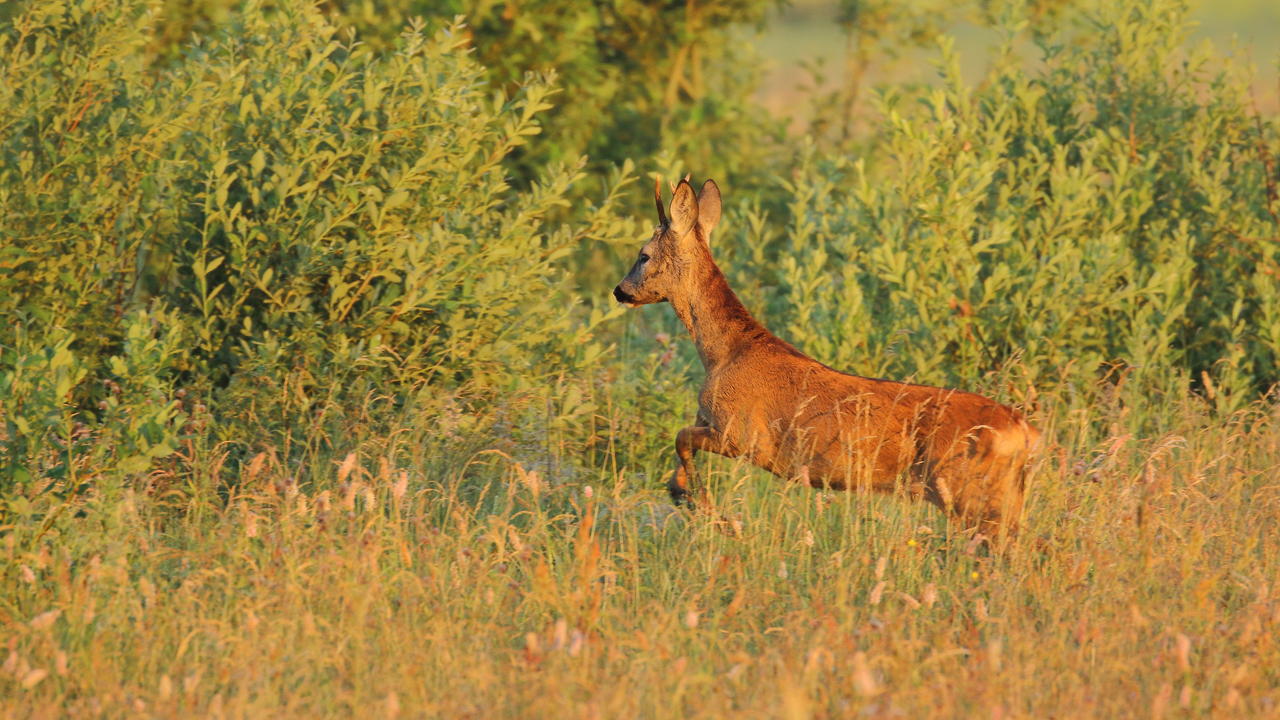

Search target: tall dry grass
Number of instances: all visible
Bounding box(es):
[3,389,1278,718]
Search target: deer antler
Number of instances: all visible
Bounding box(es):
[654,176,668,226]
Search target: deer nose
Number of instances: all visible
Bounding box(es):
[613,286,634,304]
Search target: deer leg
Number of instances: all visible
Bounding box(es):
[667,423,739,506]
[667,415,708,504]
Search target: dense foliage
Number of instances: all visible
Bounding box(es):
[749,1,1280,408]
[152,0,788,179]
[1,0,634,485]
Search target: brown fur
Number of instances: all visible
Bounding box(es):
[614,179,1040,540]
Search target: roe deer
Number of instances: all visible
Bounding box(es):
[613,177,1040,540]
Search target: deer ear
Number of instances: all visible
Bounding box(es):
[669,179,698,236]
[697,179,721,238]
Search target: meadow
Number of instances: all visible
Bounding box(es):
[2,0,1279,717]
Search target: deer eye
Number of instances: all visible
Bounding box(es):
[639,253,651,263]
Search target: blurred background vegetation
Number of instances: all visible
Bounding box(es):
[1,0,1280,713]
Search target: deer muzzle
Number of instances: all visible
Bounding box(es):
[613,285,639,308]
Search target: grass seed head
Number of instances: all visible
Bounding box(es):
[1225,687,1242,710]
[553,618,568,650]
[851,651,881,697]
[3,651,21,677]
[20,668,48,690]
[1174,633,1191,672]
[869,581,886,606]
[1152,682,1172,719]
[338,452,358,483]
[29,609,60,631]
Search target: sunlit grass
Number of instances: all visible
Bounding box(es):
[3,389,1278,717]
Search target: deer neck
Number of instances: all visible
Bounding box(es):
[670,261,766,372]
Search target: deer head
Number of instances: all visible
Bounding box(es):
[613,177,722,308]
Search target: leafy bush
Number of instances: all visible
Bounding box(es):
[0,0,629,491]
[150,0,788,185]
[1,309,187,506]
[724,0,1279,412]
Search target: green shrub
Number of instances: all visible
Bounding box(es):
[0,328,87,490]
[148,0,788,188]
[2,0,1278,499]
[1,308,186,517]
[0,0,630,487]
[331,0,788,180]
[723,0,1279,412]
